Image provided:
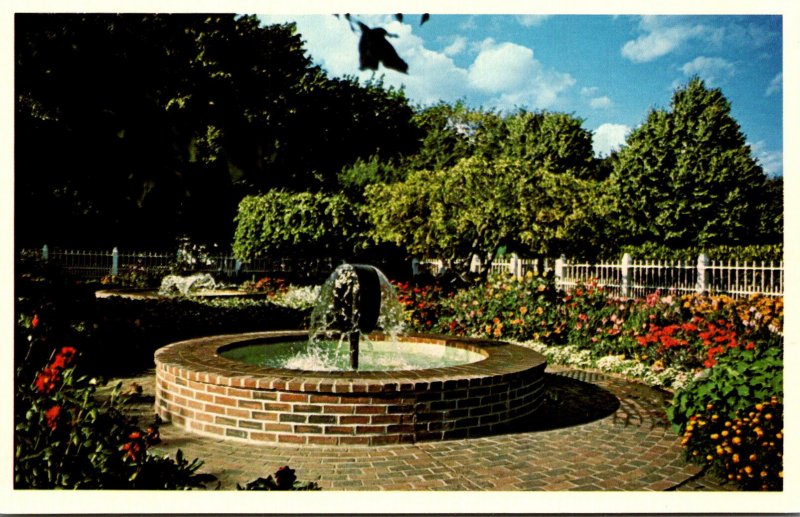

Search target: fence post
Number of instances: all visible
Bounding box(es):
[509,253,521,277]
[621,253,632,298]
[411,257,420,276]
[470,254,482,274]
[111,247,119,276]
[554,254,565,289]
[42,244,49,261]
[696,253,709,295]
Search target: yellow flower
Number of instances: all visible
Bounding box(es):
[519,306,528,315]
[536,306,544,315]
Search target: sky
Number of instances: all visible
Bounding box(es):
[258,14,784,176]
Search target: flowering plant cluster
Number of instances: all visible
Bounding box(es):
[735,294,783,334]
[241,276,289,296]
[635,317,757,370]
[433,271,562,341]
[269,284,321,311]
[681,399,783,491]
[15,343,212,489]
[392,280,452,331]
[100,264,165,289]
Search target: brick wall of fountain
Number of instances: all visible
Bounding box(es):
[154,331,547,446]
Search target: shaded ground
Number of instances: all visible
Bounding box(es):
[105,366,737,491]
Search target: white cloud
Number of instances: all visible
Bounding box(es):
[680,56,734,85]
[765,72,782,96]
[443,36,467,57]
[467,39,575,109]
[580,86,599,97]
[590,96,613,109]
[621,17,709,63]
[593,123,630,157]
[468,39,536,92]
[749,140,783,177]
[516,15,550,27]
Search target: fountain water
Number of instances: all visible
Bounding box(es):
[159,273,217,296]
[291,264,404,370]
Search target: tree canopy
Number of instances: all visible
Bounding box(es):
[16,13,419,249]
[608,78,772,249]
[363,155,609,277]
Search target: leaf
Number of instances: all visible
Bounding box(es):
[420,13,430,26]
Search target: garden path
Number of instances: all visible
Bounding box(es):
[115,366,737,491]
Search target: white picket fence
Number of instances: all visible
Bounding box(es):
[27,245,783,299]
[423,252,783,299]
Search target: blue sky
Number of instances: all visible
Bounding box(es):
[258,14,783,176]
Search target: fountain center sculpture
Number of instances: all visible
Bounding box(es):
[326,264,382,370]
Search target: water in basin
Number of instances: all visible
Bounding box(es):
[220,340,485,372]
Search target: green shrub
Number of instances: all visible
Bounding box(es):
[667,345,783,434]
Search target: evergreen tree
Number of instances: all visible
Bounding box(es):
[609,78,770,248]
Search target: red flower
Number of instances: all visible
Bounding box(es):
[746,342,756,350]
[31,314,40,328]
[45,405,61,431]
[34,367,61,394]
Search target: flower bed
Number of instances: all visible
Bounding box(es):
[397,272,784,490]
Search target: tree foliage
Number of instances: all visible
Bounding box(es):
[15,13,419,248]
[608,78,773,249]
[364,156,608,276]
[232,192,361,262]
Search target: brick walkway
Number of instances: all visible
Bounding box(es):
[118,366,736,491]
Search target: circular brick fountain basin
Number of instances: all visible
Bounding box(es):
[154,331,547,446]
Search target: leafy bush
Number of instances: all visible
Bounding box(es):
[89,296,309,374]
[232,192,362,262]
[15,347,213,489]
[667,345,783,434]
[680,398,783,491]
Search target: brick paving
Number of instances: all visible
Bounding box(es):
[116,366,738,491]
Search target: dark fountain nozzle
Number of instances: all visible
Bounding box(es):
[331,264,382,370]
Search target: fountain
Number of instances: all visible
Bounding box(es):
[154,264,547,446]
[159,273,217,296]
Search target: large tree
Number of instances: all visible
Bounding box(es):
[364,156,608,277]
[15,14,419,248]
[608,78,772,248]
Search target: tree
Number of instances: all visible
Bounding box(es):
[364,156,607,277]
[15,14,419,248]
[479,110,598,179]
[231,191,362,262]
[608,78,770,248]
